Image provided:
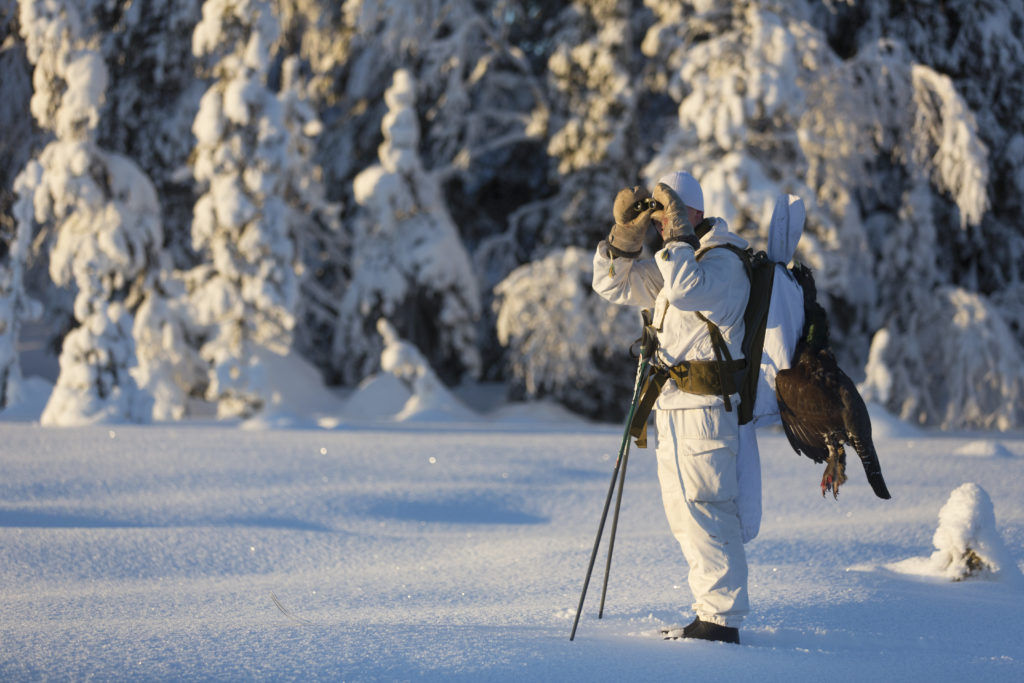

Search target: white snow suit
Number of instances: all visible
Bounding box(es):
[592,218,750,627]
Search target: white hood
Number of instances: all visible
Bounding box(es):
[766,194,805,263]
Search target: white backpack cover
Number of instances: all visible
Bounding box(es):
[752,194,806,426]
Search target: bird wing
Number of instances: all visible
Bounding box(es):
[775,367,836,464]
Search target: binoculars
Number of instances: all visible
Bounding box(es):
[633,197,664,214]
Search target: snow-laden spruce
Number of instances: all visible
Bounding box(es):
[332,69,481,388]
[494,246,637,419]
[15,0,162,426]
[641,3,1021,430]
[1,173,42,410]
[190,0,321,418]
[478,0,644,288]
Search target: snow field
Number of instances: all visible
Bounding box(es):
[1,420,1022,680]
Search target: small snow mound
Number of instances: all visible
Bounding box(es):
[243,349,347,429]
[887,483,1023,587]
[866,402,924,438]
[345,319,478,423]
[0,376,53,422]
[344,373,411,420]
[394,388,477,423]
[953,440,1014,459]
[487,399,591,426]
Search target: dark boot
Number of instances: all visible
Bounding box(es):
[682,617,740,644]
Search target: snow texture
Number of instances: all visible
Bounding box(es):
[1,354,1023,680]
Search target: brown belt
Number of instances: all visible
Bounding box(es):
[627,358,746,448]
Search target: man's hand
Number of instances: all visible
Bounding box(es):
[652,182,698,249]
[608,186,655,257]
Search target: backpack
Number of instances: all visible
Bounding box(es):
[702,245,777,426]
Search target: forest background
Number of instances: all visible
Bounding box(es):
[1,0,1022,430]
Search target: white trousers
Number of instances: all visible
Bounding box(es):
[655,408,749,627]
[737,421,762,543]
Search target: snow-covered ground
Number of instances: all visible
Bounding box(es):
[2,360,1023,681]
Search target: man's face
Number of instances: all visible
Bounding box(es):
[657,206,705,239]
[687,207,704,229]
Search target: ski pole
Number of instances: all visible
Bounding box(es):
[569,310,654,641]
[598,309,659,621]
[597,425,631,619]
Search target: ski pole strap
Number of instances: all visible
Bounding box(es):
[628,370,668,448]
[631,308,659,359]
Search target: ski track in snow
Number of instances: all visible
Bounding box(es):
[1,422,1023,681]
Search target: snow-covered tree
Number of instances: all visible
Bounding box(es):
[333,69,481,387]
[1,5,40,409]
[811,0,1024,298]
[477,0,648,282]
[863,288,1024,432]
[642,3,816,227]
[129,271,206,421]
[1,177,42,409]
[277,55,345,378]
[15,0,161,425]
[190,0,310,418]
[1,4,36,241]
[315,0,549,386]
[312,0,445,192]
[414,1,548,257]
[4,0,1024,430]
[471,0,658,411]
[803,0,1024,430]
[805,40,1021,430]
[639,2,1022,429]
[94,0,204,267]
[494,246,637,420]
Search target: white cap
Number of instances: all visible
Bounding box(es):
[657,171,704,212]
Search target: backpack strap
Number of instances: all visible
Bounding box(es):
[694,310,741,412]
[693,244,776,424]
[693,244,751,414]
[735,249,775,424]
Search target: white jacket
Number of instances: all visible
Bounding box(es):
[592,218,751,411]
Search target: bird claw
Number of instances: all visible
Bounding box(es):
[821,475,840,499]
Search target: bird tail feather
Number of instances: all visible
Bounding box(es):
[853,437,891,499]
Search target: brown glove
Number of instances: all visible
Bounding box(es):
[652,182,698,249]
[608,186,655,258]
